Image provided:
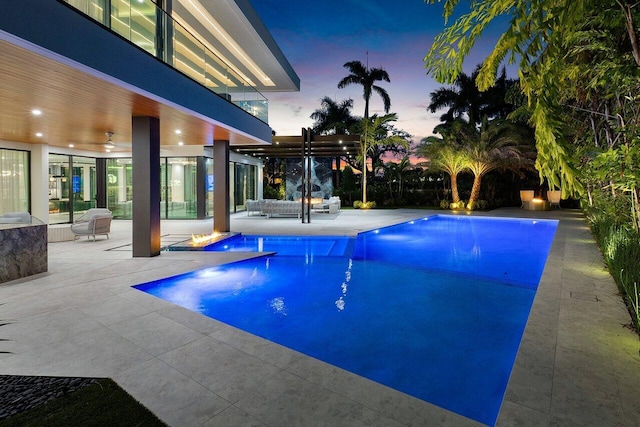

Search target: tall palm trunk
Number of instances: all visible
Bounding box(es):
[362,121,368,204]
[468,174,482,208]
[450,173,461,203]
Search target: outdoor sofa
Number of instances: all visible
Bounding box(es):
[261,200,302,218]
[0,212,32,224]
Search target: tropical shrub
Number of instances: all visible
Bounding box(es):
[263,184,279,200]
[440,200,451,209]
[584,198,640,333]
[467,199,488,210]
[354,200,376,209]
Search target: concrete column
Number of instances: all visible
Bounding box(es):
[30,144,49,223]
[132,116,161,257]
[96,158,107,208]
[213,140,230,232]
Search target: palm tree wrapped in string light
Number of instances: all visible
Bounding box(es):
[338,58,391,204]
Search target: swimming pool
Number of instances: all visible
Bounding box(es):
[204,234,352,257]
[134,215,558,425]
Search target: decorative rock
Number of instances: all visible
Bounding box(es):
[0,375,100,420]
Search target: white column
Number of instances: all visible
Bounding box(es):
[30,144,49,223]
[117,165,126,202]
[83,165,91,201]
[257,162,264,200]
[171,163,184,202]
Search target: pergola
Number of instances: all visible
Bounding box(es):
[232,130,361,223]
[232,132,361,159]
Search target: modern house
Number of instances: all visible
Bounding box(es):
[0,0,299,256]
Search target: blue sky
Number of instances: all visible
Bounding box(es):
[252,0,509,144]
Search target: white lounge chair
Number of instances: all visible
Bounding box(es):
[520,190,534,208]
[547,190,562,209]
[246,199,265,216]
[71,208,112,240]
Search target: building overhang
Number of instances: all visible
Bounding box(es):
[174,0,300,93]
[0,0,300,153]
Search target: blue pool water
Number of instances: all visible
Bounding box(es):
[205,234,351,257]
[134,215,558,425]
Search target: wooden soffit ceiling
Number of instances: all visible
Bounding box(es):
[0,39,260,154]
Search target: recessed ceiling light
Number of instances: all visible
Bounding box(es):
[68,144,74,148]
[35,132,43,137]
[105,149,111,153]
[178,141,184,146]
[175,129,182,135]
[31,109,42,116]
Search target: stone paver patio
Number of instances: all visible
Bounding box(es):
[1,208,639,426]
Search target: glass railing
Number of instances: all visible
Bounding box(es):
[60,0,268,123]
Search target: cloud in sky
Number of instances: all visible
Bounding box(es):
[252,0,509,143]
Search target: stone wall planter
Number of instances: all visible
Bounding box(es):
[0,223,48,284]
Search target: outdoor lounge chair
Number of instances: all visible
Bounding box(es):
[519,190,534,208]
[246,199,265,216]
[0,212,31,224]
[71,208,112,240]
[547,190,562,209]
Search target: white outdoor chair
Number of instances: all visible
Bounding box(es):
[547,190,562,209]
[71,209,112,241]
[520,190,534,208]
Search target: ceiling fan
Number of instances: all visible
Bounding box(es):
[104,132,115,149]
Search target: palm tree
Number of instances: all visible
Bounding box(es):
[428,68,484,126]
[310,97,358,135]
[396,156,412,199]
[416,129,468,204]
[338,60,391,119]
[428,65,516,126]
[463,118,535,208]
[338,60,391,203]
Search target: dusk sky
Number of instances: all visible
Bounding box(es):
[252,0,509,145]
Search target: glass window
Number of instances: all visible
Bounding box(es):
[72,156,97,219]
[160,158,167,218]
[106,158,133,219]
[233,163,257,212]
[111,0,157,55]
[205,157,214,217]
[228,161,235,213]
[67,0,107,23]
[165,157,198,219]
[0,149,29,215]
[49,154,72,224]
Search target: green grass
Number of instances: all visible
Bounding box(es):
[0,379,167,427]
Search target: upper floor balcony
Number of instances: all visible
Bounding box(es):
[62,0,296,124]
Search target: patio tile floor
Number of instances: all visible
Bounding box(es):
[1,208,639,426]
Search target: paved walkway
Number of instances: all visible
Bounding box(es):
[1,208,639,426]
